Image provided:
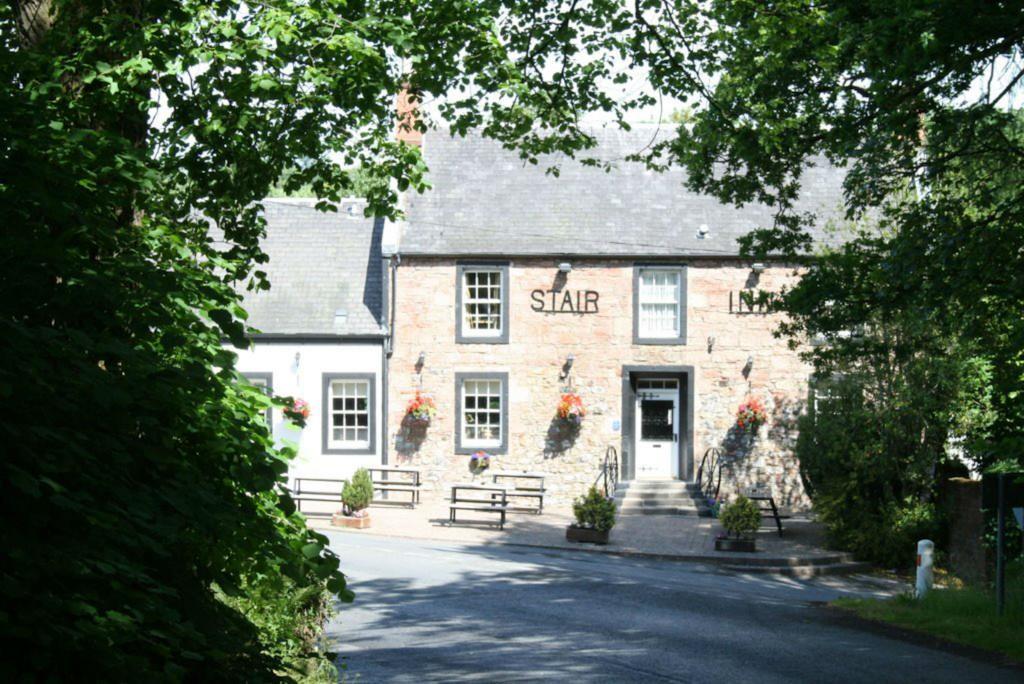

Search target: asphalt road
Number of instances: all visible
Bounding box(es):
[324,533,1019,683]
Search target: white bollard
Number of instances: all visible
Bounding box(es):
[915,539,934,599]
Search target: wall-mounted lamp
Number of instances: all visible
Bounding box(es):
[751,262,766,274]
[416,351,426,368]
[707,336,716,352]
[558,262,573,273]
[559,353,575,380]
[294,351,301,372]
[742,355,753,379]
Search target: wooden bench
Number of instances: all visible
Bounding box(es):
[290,477,343,516]
[741,485,785,536]
[367,466,422,507]
[491,471,546,513]
[449,483,509,529]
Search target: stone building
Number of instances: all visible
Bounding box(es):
[385,128,846,508]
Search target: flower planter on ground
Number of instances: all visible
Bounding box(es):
[331,512,371,529]
[715,537,755,552]
[566,525,610,545]
[715,494,761,552]
[568,486,616,545]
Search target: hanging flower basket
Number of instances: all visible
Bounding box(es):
[736,397,768,433]
[556,392,586,426]
[283,398,310,425]
[469,451,491,474]
[405,392,437,425]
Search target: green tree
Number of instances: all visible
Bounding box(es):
[622,1,1024,460]
[0,0,640,679]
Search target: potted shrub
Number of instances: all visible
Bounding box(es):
[566,486,616,544]
[332,468,374,529]
[715,494,761,551]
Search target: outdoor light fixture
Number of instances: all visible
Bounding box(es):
[416,351,426,367]
[707,336,716,352]
[751,262,766,274]
[559,353,575,380]
[558,262,572,273]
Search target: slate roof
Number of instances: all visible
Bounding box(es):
[401,127,847,257]
[239,199,385,336]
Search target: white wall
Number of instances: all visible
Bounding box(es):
[233,340,386,483]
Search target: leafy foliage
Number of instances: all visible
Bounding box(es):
[719,495,761,539]
[572,486,617,532]
[341,469,374,514]
[621,1,1024,462]
[0,0,641,680]
[797,340,992,566]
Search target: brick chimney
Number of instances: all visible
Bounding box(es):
[396,85,422,147]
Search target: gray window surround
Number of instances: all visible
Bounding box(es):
[619,365,695,482]
[456,261,510,344]
[454,372,509,454]
[242,372,274,424]
[632,264,688,345]
[321,373,377,456]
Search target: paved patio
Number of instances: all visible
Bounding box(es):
[309,497,854,568]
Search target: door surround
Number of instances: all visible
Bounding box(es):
[620,365,695,482]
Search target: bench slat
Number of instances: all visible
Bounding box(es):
[449,504,509,511]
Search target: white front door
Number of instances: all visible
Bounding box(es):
[635,380,679,479]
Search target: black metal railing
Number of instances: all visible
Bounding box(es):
[602,445,619,496]
[697,447,723,500]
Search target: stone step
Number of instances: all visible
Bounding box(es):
[615,482,702,493]
[623,491,702,501]
[617,499,704,508]
[618,506,707,516]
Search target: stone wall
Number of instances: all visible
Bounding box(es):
[388,258,814,508]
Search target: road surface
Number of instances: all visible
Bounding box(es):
[324,533,1018,683]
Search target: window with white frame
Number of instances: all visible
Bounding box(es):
[635,266,686,343]
[457,263,508,343]
[242,372,273,425]
[456,373,507,452]
[322,374,375,454]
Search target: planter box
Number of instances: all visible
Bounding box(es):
[715,537,755,552]
[332,513,371,529]
[566,526,610,545]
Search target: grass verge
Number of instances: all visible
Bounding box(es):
[833,565,1024,662]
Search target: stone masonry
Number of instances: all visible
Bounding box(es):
[387,258,814,509]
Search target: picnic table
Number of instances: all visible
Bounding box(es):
[368,466,421,507]
[490,471,546,513]
[741,485,785,536]
[449,482,509,529]
[290,477,342,516]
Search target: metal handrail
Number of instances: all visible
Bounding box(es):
[602,445,619,496]
[697,447,723,500]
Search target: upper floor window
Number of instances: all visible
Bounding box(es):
[322,373,376,455]
[455,372,508,454]
[242,372,273,425]
[634,265,687,344]
[456,262,509,344]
